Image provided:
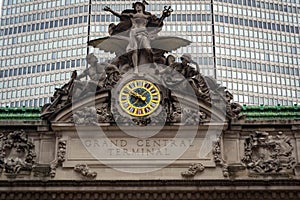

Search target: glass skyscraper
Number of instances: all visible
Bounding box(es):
[214,0,300,106]
[0,0,299,107]
[0,0,90,107]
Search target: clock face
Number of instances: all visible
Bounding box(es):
[119,79,161,117]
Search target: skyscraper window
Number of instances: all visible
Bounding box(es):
[0,0,299,107]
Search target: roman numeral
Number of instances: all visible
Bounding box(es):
[128,107,135,113]
[150,102,156,108]
[123,102,129,108]
[121,95,127,101]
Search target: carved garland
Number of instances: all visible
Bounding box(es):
[74,164,97,179]
[50,139,67,177]
[212,137,229,177]
[181,163,205,177]
[0,130,36,176]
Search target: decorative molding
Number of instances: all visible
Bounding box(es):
[1,190,300,200]
[242,131,296,175]
[227,102,243,120]
[0,130,36,177]
[32,164,51,177]
[0,179,299,187]
[166,98,208,125]
[132,117,151,126]
[213,138,222,165]
[41,71,77,119]
[73,107,98,125]
[0,180,300,200]
[71,104,113,124]
[74,164,97,179]
[181,163,205,177]
[96,103,113,123]
[50,139,66,177]
[182,108,207,125]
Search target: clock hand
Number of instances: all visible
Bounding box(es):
[129,90,139,98]
[133,98,139,105]
[138,94,146,101]
[129,90,146,101]
[134,90,148,101]
[138,92,147,101]
[141,90,147,96]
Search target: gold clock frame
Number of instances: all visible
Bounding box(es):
[118,79,161,117]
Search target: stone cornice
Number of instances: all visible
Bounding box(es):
[0,180,300,200]
[1,179,300,187]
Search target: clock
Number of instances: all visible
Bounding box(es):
[119,79,161,117]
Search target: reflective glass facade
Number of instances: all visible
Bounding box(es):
[0,0,299,106]
[89,0,215,75]
[214,0,300,105]
[0,0,90,107]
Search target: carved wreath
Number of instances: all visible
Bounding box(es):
[0,130,36,175]
[242,131,296,174]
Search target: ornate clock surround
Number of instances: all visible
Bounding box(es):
[118,79,161,117]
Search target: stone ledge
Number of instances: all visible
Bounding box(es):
[1,179,300,187]
[0,180,300,200]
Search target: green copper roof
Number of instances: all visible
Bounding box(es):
[241,105,300,120]
[0,107,41,121]
[0,105,300,121]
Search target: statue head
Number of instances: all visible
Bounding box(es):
[180,53,192,65]
[166,55,175,66]
[105,64,119,75]
[108,23,116,35]
[86,53,98,64]
[132,1,146,12]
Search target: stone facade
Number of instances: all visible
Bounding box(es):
[1,1,300,198]
[0,106,300,199]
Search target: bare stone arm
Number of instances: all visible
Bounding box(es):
[103,6,123,18]
[76,69,89,80]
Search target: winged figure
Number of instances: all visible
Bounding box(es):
[89,1,189,73]
[88,36,191,56]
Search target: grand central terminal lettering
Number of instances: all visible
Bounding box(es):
[83,139,194,156]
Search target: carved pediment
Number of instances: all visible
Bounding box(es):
[43,87,233,127]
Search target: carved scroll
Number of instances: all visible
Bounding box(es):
[181,163,205,177]
[74,164,97,179]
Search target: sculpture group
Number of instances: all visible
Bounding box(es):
[41,1,241,124]
[1,2,299,187]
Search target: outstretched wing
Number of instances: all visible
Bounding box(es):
[88,36,129,55]
[151,36,191,52]
[89,36,190,54]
